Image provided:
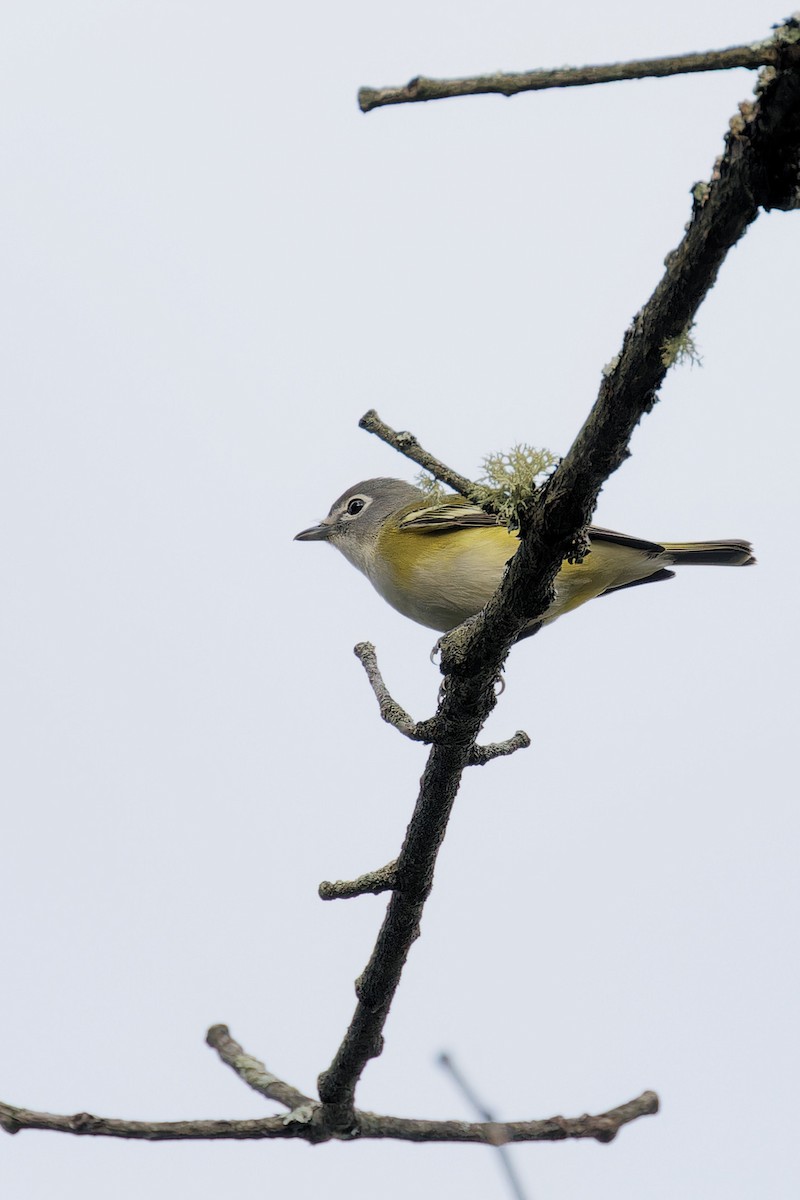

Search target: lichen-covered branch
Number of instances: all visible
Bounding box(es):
[467,731,531,765]
[206,1025,313,1109]
[359,32,800,112]
[319,860,398,900]
[359,409,476,498]
[354,641,438,741]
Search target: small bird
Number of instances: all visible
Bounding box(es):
[295,478,754,637]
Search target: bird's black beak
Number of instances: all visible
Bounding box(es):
[294,521,333,542]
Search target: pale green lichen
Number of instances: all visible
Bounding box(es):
[415,472,448,502]
[417,444,558,529]
[770,14,800,48]
[692,181,711,208]
[473,443,559,530]
[661,326,702,369]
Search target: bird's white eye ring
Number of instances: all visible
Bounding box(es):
[345,496,367,517]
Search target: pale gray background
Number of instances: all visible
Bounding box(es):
[1,2,797,1197]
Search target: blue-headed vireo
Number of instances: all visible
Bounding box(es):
[295,478,754,637]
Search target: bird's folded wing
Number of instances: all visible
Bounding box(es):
[586,526,666,555]
[398,505,666,556]
[397,502,502,531]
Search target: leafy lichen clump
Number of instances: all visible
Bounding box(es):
[417,443,558,530]
[475,444,559,530]
[661,325,702,368]
[415,472,448,502]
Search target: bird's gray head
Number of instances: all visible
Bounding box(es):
[294,477,424,576]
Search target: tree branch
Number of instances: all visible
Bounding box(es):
[442,52,800,678]
[359,409,476,497]
[353,641,439,742]
[359,30,800,112]
[206,1025,313,1109]
[317,738,473,1132]
[319,859,398,900]
[0,1101,298,1141]
[468,731,531,766]
[0,1086,658,1145]
[318,44,800,1131]
[357,1089,660,1143]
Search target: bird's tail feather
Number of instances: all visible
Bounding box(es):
[663,540,755,566]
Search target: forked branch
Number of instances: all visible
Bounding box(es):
[0,1024,658,1145]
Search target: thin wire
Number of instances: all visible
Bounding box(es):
[437,1053,530,1200]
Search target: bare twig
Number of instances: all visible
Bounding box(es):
[439,1052,529,1200]
[359,35,800,112]
[358,1089,660,1143]
[359,409,476,497]
[0,1086,658,1145]
[319,860,398,900]
[0,1101,301,1141]
[468,731,531,766]
[206,1025,313,1109]
[354,642,438,742]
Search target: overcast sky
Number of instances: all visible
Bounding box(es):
[1,2,798,1198]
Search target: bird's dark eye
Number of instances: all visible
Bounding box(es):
[346,497,366,516]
